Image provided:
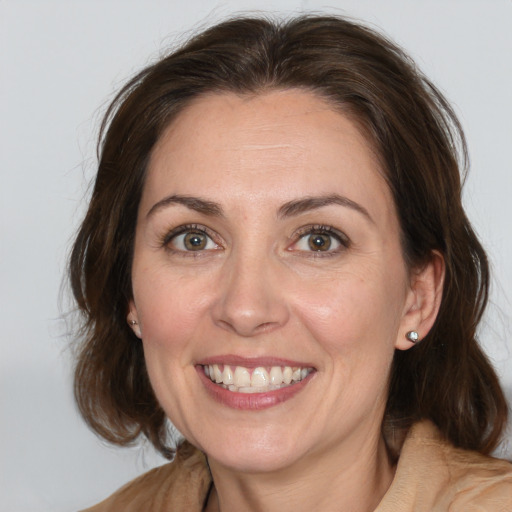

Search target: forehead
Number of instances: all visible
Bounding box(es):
[142,89,393,219]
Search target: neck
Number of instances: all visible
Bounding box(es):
[205,426,395,512]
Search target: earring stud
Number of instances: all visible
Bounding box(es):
[406,331,419,343]
[127,318,142,338]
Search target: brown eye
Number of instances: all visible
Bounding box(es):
[168,228,218,252]
[184,232,207,250]
[291,226,347,254]
[308,234,332,251]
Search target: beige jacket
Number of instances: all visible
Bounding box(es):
[82,421,512,511]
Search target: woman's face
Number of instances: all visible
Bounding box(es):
[130,90,417,473]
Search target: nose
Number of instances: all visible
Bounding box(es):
[212,250,289,338]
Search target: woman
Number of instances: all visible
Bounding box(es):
[71,15,512,511]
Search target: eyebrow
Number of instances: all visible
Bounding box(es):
[278,194,373,223]
[146,193,373,223]
[146,194,224,219]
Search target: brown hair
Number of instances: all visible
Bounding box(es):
[70,15,508,459]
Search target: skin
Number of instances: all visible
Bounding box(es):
[128,90,444,512]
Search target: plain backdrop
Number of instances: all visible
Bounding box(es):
[1,1,511,511]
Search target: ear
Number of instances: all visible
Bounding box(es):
[127,300,142,339]
[395,251,445,351]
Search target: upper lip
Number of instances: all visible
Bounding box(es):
[197,354,315,369]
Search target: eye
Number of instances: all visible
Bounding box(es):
[291,226,349,253]
[165,226,219,252]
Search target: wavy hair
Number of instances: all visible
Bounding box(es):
[70,15,508,458]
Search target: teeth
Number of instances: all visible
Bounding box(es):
[251,367,269,387]
[213,365,223,383]
[204,363,313,393]
[233,366,251,387]
[269,366,283,385]
[222,365,233,385]
[238,386,264,393]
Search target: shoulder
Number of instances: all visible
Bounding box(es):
[378,421,512,512]
[80,442,212,512]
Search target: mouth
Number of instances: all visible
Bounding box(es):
[201,363,315,394]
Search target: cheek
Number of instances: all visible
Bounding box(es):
[133,274,209,422]
[291,262,407,356]
[134,270,214,345]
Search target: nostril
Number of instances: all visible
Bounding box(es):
[214,314,284,338]
[254,322,278,334]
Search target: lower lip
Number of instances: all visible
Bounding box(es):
[196,366,314,410]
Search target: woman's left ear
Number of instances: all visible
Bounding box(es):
[396,251,445,351]
[127,301,142,339]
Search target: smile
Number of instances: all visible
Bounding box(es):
[203,364,314,393]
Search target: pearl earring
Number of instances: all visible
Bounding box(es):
[406,331,419,343]
[127,318,142,338]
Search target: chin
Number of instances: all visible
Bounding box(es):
[203,430,304,474]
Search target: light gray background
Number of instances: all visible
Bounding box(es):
[1,1,511,511]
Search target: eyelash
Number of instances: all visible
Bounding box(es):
[290,225,350,256]
[161,224,220,255]
[160,223,350,256]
